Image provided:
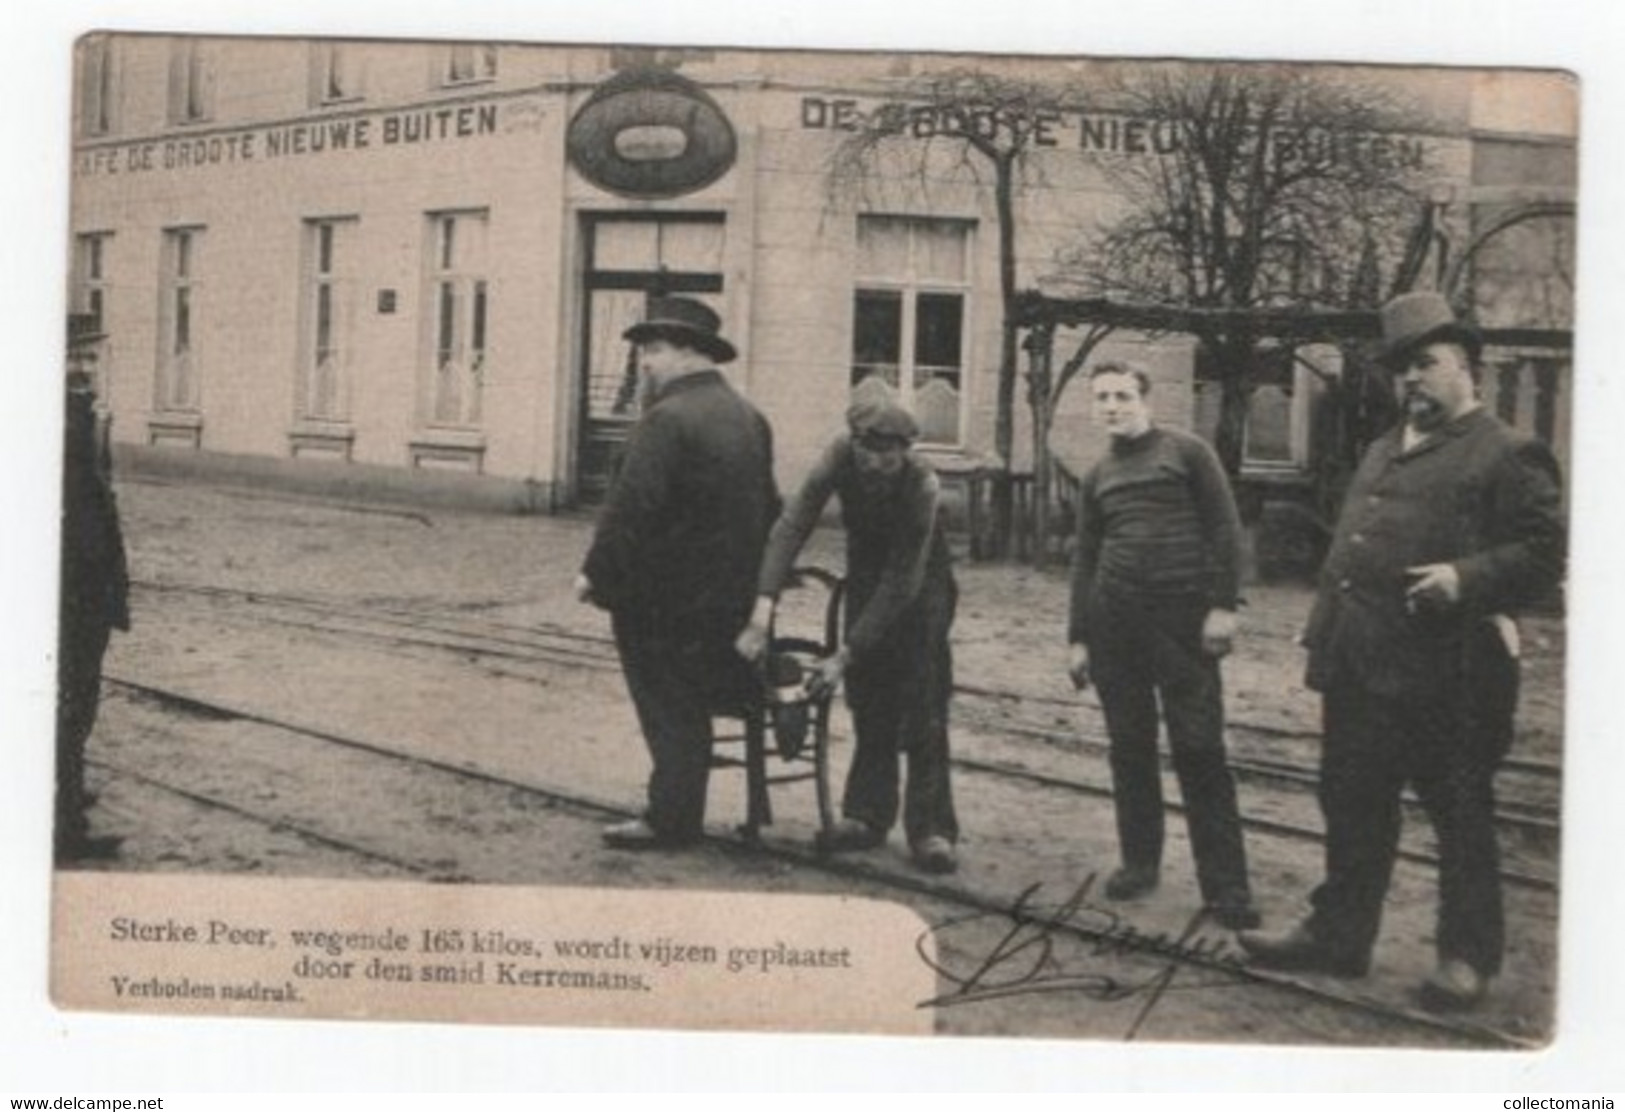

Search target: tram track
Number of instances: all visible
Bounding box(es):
[94,672,1537,1050]
[131,577,1565,774]
[128,578,1565,877]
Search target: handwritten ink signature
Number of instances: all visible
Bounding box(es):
[916,873,1250,1021]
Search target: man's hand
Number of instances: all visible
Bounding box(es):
[573,573,596,605]
[1404,563,1462,614]
[734,619,770,664]
[1202,608,1238,658]
[1067,642,1091,691]
[734,596,776,663]
[805,647,851,699]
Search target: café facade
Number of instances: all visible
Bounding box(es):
[66,34,1577,514]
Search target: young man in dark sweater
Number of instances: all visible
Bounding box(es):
[1066,361,1257,929]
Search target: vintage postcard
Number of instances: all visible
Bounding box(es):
[38,21,1587,1069]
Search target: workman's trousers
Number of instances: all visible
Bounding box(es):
[1308,627,1518,976]
[1088,590,1252,907]
[612,613,754,842]
[841,580,959,848]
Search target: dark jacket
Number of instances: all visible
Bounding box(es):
[582,369,778,636]
[60,389,130,638]
[1303,408,1564,696]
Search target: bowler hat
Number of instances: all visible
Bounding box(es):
[1376,291,1482,368]
[623,296,737,364]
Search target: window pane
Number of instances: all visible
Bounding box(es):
[592,221,660,271]
[174,287,191,354]
[186,46,207,120]
[439,218,456,271]
[322,45,351,101]
[586,290,647,420]
[914,292,963,371]
[915,221,968,282]
[438,282,457,364]
[96,49,113,131]
[916,377,961,444]
[448,46,472,82]
[852,289,902,387]
[81,39,113,134]
[856,217,909,277]
[462,213,488,266]
[315,283,333,356]
[446,45,495,83]
[658,221,725,273]
[1245,384,1293,463]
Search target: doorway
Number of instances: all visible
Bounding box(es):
[576,212,725,501]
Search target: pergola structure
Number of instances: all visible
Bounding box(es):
[1004,288,1571,569]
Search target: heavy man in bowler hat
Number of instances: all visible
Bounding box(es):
[577,296,779,848]
[1239,292,1565,1011]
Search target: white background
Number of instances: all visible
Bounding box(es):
[4,0,1622,1094]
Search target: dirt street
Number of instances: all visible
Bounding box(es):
[77,475,1565,1047]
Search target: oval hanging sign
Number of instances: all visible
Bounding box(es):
[567,69,736,199]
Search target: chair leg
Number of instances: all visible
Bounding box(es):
[743,710,772,837]
[812,700,836,847]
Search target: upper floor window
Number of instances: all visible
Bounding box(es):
[851,216,973,446]
[167,39,215,126]
[441,43,497,86]
[310,41,365,106]
[424,211,490,427]
[76,36,117,137]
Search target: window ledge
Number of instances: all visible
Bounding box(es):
[289,421,356,461]
[409,428,486,472]
[147,411,203,449]
[919,447,999,475]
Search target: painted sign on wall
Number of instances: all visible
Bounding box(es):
[72,99,531,179]
[567,69,737,199]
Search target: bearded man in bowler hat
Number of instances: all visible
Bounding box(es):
[1239,292,1565,1012]
[577,296,778,848]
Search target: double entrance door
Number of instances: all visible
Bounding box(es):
[576,212,725,502]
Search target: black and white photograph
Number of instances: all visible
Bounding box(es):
[7,0,1624,1096]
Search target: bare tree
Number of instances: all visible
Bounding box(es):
[824,68,1080,556]
[1059,62,1440,478]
